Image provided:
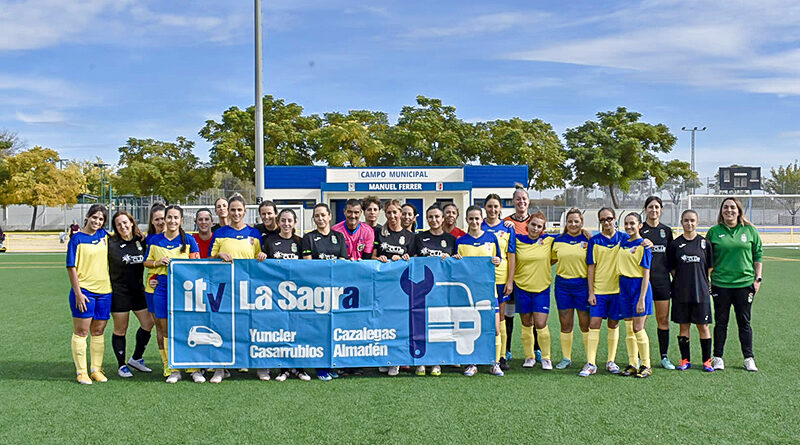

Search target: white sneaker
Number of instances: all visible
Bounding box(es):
[293,370,312,381]
[274,371,289,382]
[744,357,758,372]
[191,371,206,383]
[210,369,230,383]
[431,365,441,376]
[463,365,478,376]
[127,358,152,373]
[118,365,133,378]
[712,357,725,370]
[415,365,426,376]
[541,359,553,370]
[257,369,271,381]
[523,358,536,368]
[378,367,389,373]
[489,363,504,376]
[166,370,182,384]
[606,361,621,374]
[387,366,400,376]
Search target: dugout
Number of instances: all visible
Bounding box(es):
[262,165,528,232]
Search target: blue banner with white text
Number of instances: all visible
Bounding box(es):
[168,257,497,368]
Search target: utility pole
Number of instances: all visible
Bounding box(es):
[254,0,265,203]
[681,126,706,195]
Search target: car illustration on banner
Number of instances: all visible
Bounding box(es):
[187,325,223,348]
[428,281,493,355]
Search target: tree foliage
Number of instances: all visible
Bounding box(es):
[479,118,569,190]
[77,158,116,197]
[564,107,681,208]
[764,160,800,223]
[112,137,214,203]
[0,146,84,229]
[199,95,320,181]
[0,129,26,158]
[311,110,390,166]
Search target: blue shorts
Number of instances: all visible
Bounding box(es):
[618,276,654,319]
[590,293,620,320]
[145,291,155,314]
[514,285,551,314]
[153,275,169,319]
[496,284,511,304]
[554,276,590,312]
[69,288,112,320]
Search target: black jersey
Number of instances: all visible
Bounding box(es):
[669,234,714,304]
[108,235,146,297]
[264,233,302,260]
[641,222,673,289]
[301,229,348,260]
[254,223,279,243]
[412,230,456,257]
[211,223,221,233]
[374,228,414,257]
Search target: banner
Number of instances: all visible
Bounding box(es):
[168,257,497,369]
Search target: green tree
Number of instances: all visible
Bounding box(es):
[311,110,390,166]
[764,161,800,225]
[479,117,569,190]
[199,95,321,181]
[0,146,84,230]
[381,96,480,166]
[77,158,116,197]
[112,137,214,203]
[564,107,680,208]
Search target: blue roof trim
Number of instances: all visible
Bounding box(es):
[463,165,528,188]
[264,166,326,189]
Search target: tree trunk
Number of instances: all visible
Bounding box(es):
[30,205,38,231]
[608,184,620,208]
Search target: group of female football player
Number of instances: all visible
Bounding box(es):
[66,190,762,384]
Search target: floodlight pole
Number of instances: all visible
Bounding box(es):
[681,126,706,195]
[254,0,265,203]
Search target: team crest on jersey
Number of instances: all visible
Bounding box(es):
[291,244,297,253]
[701,239,706,249]
[249,237,254,245]
[485,243,493,253]
[580,241,588,249]
[136,241,142,251]
[441,240,447,248]
[399,236,406,245]
[357,243,365,252]
[631,246,638,253]
[537,237,544,245]
[741,234,747,242]
[660,229,666,238]
[332,236,338,244]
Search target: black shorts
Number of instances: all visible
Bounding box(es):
[111,290,148,313]
[671,301,712,325]
[652,285,671,301]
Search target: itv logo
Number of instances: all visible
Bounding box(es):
[183,279,226,312]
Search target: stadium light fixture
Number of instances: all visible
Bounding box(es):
[254,0,265,203]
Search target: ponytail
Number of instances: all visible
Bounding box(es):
[179,227,187,253]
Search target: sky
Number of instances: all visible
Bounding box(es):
[2,0,800,186]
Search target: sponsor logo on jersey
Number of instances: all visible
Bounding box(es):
[680,254,701,263]
[679,243,687,248]
[652,245,666,253]
[718,234,725,238]
[314,236,321,242]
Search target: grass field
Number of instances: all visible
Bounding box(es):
[1,249,799,444]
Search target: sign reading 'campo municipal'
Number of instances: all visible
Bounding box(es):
[168,258,496,368]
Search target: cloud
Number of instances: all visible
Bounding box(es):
[15,110,67,124]
[404,12,547,39]
[502,0,800,96]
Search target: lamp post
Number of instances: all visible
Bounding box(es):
[56,158,68,233]
[681,126,706,195]
[93,162,110,206]
[254,0,265,204]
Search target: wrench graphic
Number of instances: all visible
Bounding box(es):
[400,266,435,358]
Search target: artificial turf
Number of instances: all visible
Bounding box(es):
[1,249,799,444]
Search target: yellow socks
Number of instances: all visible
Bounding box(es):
[560,331,573,361]
[495,334,503,363]
[581,331,589,354]
[71,334,88,375]
[162,337,172,376]
[521,325,535,359]
[536,326,551,360]
[635,330,651,368]
[587,329,600,365]
[624,320,639,367]
[89,335,104,372]
[607,326,619,363]
[499,319,507,359]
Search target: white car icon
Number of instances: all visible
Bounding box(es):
[187,325,223,348]
[427,282,493,355]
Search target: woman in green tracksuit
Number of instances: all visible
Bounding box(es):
[706,197,763,372]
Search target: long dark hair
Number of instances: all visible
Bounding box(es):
[165,204,187,253]
[147,202,166,235]
[277,208,297,235]
[111,211,144,242]
[84,204,108,229]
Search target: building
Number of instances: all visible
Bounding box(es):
[263,165,528,231]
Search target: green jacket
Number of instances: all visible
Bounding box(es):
[706,223,763,288]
